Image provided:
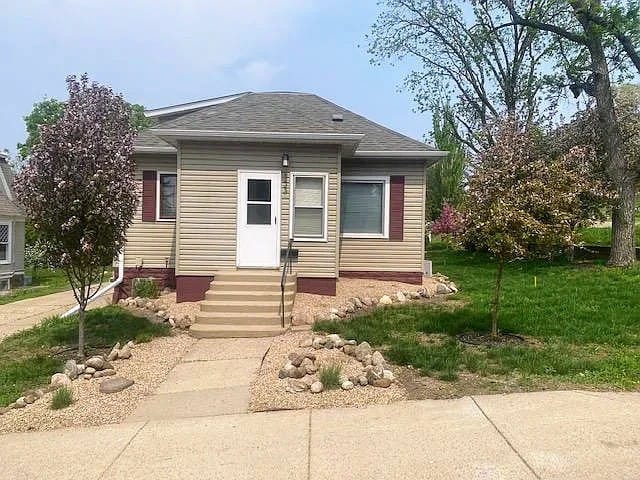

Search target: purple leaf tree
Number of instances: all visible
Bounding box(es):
[13,75,139,358]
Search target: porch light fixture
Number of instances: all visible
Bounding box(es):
[281,153,290,168]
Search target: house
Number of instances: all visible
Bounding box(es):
[117,92,446,337]
[0,152,26,293]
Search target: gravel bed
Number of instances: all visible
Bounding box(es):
[249,331,406,412]
[0,332,196,434]
[292,276,443,322]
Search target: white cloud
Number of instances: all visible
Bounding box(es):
[237,60,284,86]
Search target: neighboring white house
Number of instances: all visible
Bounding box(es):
[0,151,25,292]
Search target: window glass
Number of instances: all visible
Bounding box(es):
[341,181,384,234]
[0,224,8,262]
[248,179,271,202]
[247,203,271,225]
[293,175,325,238]
[159,174,177,219]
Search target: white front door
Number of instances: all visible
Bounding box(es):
[237,170,281,268]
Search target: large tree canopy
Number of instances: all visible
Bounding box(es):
[14,75,139,358]
[369,0,560,151]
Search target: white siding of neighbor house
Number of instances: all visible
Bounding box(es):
[0,219,25,276]
[338,158,426,273]
[124,154,177,268]
[178,141,339,278]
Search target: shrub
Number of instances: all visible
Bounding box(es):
[51,386,74,409]
[318,363,342,390]
[133,278,159,299]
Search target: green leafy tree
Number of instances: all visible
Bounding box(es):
[498,0,640,266]
[17,98,65,159]
[428,104,467,219]
[461,118,606,337]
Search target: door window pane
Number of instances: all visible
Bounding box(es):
[248,179,271,202]
[247,203,271,225]
[341,182,384,234]
[159,174,177,219]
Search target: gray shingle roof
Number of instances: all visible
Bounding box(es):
[0,193,23,217]
[136,92,433,153]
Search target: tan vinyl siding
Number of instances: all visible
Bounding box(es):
[0,219,25,276]
[339,158,426,272]
[124,154,177,268]
[179,142,338,277]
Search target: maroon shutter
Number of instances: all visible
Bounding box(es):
[389,176,405,241]
[142,170,157,222]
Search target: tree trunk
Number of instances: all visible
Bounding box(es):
[491,259,505,338]
[610,177,637,266]
[78,306,86,360]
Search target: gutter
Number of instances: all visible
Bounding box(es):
[61,252,124,318]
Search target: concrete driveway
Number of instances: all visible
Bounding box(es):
[3,390,639,479]
[0,288,110,340]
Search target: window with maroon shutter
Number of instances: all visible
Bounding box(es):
[142,170,157,222]
[389,176,405,241]
[340,176,390,238]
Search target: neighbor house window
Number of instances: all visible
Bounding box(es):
[157,173,177,220]
[290,173,328,241]
[340,176,390,237]
[0,222,11,264]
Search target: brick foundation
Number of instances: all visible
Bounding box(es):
[297,277,337,296]
[113,267,176,302]
[176,275,215,302]
[339,270,423,284]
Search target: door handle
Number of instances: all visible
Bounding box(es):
[275,216,277,224]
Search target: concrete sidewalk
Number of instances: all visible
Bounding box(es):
[3,390,640,479]
[0,288,110,340]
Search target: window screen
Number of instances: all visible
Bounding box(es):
[340,181,385,234]
[159,174,177,219]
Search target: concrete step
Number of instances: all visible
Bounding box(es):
[189,323,286,339]
[195,311,286,326]
[199,300,293,314]
[204,290,296,302]
[211,281,296,293]
[213,270,294,283]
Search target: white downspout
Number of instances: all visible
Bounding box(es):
[61,251,125,318]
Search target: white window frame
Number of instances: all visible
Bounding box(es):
[156,171,177,222]
[340,176,390,239]
[289,172,329,243]
[0,221,12,265]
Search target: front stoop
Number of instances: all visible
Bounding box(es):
[189,270,296,338]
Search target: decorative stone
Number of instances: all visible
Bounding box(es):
[329,308,340,316]
[355,341,372,362]
[99,376,134,394]
[107,344,120,362]
[85,367,97,375]
[324,338,335,349]
[14,397,27,408]
[379,295,393,305]
[51,373,72,388]
[362,297,373,307]
[362,354,373,367]
[328,313,341,321]
[86,356,106,370]
[126,340,135,349]
[135,297,146,308]
[371,297,379,305]
[383,369,395,381]
[94,369,116,378]
[301,357,317,374]
[292,312,313,326]
[63,359,79,379]
[342,344,356,356]
[286,378,309,393]
[396,291,407,303]
[304,352,317,361]
[436,283,452,294]
[82,373,93,380]
[290,354,306,368]
[341,380,354,390]
[365,365,384,383]
[310,381,323,393]
[24,393,37,404]
[118,344,132,359]
[326,334,344,348]
[299,338,313,348]
[352,297,364,309]
[312,336,326,350]
[448,282,458,293]
[409,291,421,300]
[345,303,355,314]
[358,375,368,386]
[371,351,386,368]
[345,339,357,345]
[76,364,85,375]
[372,378,392,388]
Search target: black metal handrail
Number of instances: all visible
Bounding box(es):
[280,238,294,328]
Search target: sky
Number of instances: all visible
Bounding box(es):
[0,0,429,157]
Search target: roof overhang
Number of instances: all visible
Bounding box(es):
[133,145,177,154]
[150,129,366,156]
[352,149,448,167]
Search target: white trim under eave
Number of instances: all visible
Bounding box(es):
[134,146,177,154]
[150,129,365,143]
[352,150,449,158]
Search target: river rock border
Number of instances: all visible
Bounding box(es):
[118,296,192,329]
[279,334,396,394]
[0,340,137,415]
[292,274,458,326]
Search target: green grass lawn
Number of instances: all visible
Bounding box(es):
[0,268,69,306]
[0,306,170,407]
[315,242,640,391]
[577,226,640,246]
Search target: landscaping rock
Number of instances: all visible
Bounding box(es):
[328,313,341,321]
[301,357,317,374]
[24,393,38,404]
[99,377,134,394]
[326,334,344,348]
[94,369,116,378]
[118,344,132,359]
[76,364,85,375]
[362,354,373,367]
[448,282,458,293]
[299,338,313,348]
[345,303,356,314]
[126,340,135,349]
[312,336,326,350]
[345,339,357,345]
[310,381,323,393]
[292,312,313,326]
[383,369,395,381]
[362,297,373,306]
[51,373,72,388]
[436,283,452,294]
[86,356,106,370]
[409,291,421,300]
[371,351,386,368]
[379,295,393,305]
[365,365,384,383]
[372,378,392,388]
[64,360,79,379]
[290,354,306,368]
[0,407,10,415]
[107,343,120,362]
[358,375,369,386]
[285,378,310,393]
[82,373,93,380]
[84,367,96,375]
[396,291,407,303]
[341,380,354,390]
[343,344,356,356]
[355,341,372,362]
[14,397,27,408]
[324,338,335,349]
[352,297,364,309]
[304,352,317,361]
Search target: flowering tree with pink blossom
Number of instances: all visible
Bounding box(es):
[431,203,464,236]
[13,75,139,358]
